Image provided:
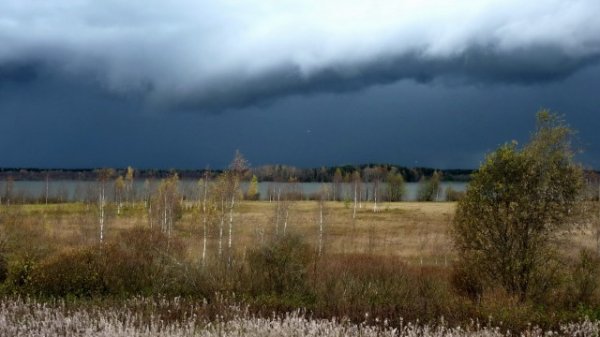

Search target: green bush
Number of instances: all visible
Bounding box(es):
[12,227,188,298]
[451,262,484,301]
[568,249,600,306]
[101,227,186,295]
[29,248,105,297]
[445,186,465,201]
[6,256,37,291]
[246,234,313,303]
[0,254,7,284]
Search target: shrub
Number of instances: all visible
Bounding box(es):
[16,227,188,298]
[445,186,465,201]
[100,227,187,295]
[6,256,37,291]
[0,256,7,284]
[417,171,441,201]
[451,262,484,301]
[246,234,313,304]
[568,249,600,306]
[29,248,105,297]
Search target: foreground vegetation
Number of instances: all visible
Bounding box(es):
[0,200,598,333]
[2,297,599,337]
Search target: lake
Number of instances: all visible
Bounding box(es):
[0,180,468,203]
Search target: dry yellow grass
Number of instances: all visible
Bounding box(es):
[1,201,596,265]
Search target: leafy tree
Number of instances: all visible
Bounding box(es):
[246,175,259,200]
[451,110,583,301]
[124,166,135,204]
[417,171,441,201]
[386,171,405,202]
[333,168,343,201]
[114,176,125,215]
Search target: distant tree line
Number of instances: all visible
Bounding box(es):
[0,165,474,183]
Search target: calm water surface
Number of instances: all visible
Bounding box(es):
[0,180,468,202]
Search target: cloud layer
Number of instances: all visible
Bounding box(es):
[1,0,600,111]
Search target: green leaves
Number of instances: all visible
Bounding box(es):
[452,110,583,301]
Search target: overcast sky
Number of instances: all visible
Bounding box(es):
[1,0,599,169]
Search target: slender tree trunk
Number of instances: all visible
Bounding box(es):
[228,194,235,259]
[202,176,208,266]
[276,188,281,235]
[359,188,362,209]
[219,197,224,259]
[373,183,378,212]
[353,181,357,219]
[148,201,153,229]
[318,201,324,256]
[45,174,49,205]
[163,194,168,234]
[284,208,289,236]
[99,183,105,243]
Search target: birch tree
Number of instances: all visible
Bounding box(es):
[273,178,297,236]
[44,172,50,205]
[417,171,442,202]
[225,150,248,263]
[364,167,383,212]
[316,185,329,256]
[3,177,14,206]
[124,166,135,205]
[200,168,211,266]
[211,174,228,260]
[386,170,405,202]
[352,171,362,219]
[150,173,181,238]
[332,168,343,201]
[114,175,125,215]
[95,168,114,243]
[246,175,259,200]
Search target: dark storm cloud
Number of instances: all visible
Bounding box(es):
[1,0,599,112]
[174,46,600,111]
[0,63,38,85]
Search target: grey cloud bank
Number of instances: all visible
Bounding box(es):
[1,0,600,170]
[1,0,600,111]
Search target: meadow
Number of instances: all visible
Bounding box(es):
[1,199,599,335]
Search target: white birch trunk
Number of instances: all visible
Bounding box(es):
[219,197,224,259]
[275,188,281,235]
[99,183,105,243]
[45,175,49,205]
[202,176,208,266]
[353,181,357,219]
[318,201,324,256]
[228,194,235,249]
[284,208,289,236]
[373,184,378,212]
[163,194,168,234]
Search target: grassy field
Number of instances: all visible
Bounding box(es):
[1,200,599,333]
[2,200,595,264]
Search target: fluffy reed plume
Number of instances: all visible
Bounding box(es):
[1,298,599,337]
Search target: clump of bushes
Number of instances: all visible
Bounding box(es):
[245,234,314,307]
[5,227,189,298]
[0,255,7,284]
[444,186,465,201]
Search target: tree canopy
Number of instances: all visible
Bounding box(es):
[452,110,583,301]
